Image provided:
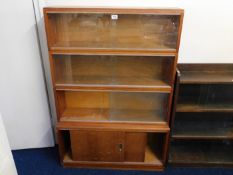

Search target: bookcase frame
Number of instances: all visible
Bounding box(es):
[44,7,184,170]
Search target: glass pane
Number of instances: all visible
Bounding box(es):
[54,55,173,87]
[170,140,233,164]
[47,13,179,50]
[177,84,233,112]
[58,91,168,123]
[173,112,233,138]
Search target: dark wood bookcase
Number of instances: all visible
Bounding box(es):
[169,64,233,166]
[44,7,184,170]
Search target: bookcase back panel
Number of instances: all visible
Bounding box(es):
[46,13,179,50]
[54,55,174,87]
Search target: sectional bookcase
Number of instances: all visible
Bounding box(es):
[44,7,184,170]
[169,64,233,166]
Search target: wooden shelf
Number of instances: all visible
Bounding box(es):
[51,41,176,51]
[180,71,233,84]
[50,42,177,54]
[61,108,166,123]
[51,48,177,55]
[177,83,233,112]
[57,91,170,125]
[170,64,233,167]
[45,11,180,52]
[55,79,172,92]
[57,121,169,132]
[44,7,184,15]
[178,64,233,84]
[173,121,233,140]
[169,140,233,166]
[55,82,171,92]
[53,54,174,92]
[176,103,233,112]
[63,145,163,170]
[172,112,233,139]
[50,49,177,56]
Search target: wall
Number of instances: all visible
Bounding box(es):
[38,0,233,63]
[0,0,54,149]
[0,113,18,175]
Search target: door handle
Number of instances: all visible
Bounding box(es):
[118,143,123,152]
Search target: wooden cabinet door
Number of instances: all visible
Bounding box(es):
[70,130,124,162]
[125,132,147,162]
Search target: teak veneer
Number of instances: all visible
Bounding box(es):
[44,7,184,170]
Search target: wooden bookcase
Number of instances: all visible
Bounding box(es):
[169,64,233,166]
[44,7,184,170]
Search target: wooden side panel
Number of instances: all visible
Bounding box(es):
[56,91,66,119]
[57,130,66,163]
[70,130,124,162]
[124,132,147,162]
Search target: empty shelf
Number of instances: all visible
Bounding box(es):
[169,140,233,166]
[61,108,166,123]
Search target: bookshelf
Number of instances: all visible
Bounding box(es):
[169,64,233,166]
[44,7,184,170]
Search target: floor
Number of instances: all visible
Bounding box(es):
[13,147,233,175]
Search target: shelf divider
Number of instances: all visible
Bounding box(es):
[176,103,233,113]
[57,121,170,132]
[55,84,172,92]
